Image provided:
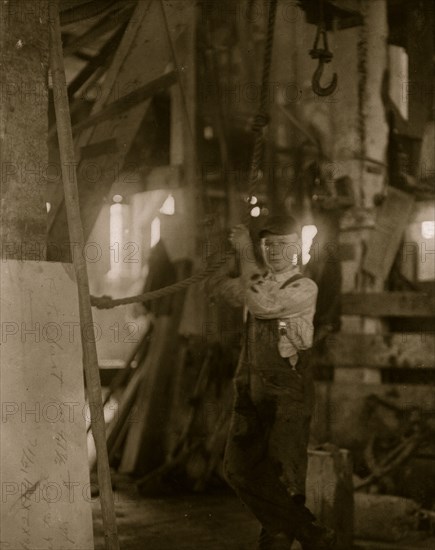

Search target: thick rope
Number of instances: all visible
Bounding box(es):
[91,0,278,309]
[245,0,278,224]
[91,254,227,309]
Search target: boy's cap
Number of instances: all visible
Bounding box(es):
[259,215,300,237]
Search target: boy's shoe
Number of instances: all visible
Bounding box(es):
[296,521,336,550]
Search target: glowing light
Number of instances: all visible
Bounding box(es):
[204,126,214,140]
[159,194,175,215]
[421,221,435,240]
[46,202,51,213]
[302,225,318,265]
[250,206,261,217]
[250,196,258,205]
[112,194,123,203]
[150,216,161,248]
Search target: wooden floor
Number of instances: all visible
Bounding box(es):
[92,478,435,550]
[92,482,260,550]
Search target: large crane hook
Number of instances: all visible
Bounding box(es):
[309,8,338,97]
[311,55,338,97]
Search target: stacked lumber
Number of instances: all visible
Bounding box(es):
[118,260,191,475]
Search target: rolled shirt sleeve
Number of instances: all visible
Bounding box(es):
[244,273,317,319]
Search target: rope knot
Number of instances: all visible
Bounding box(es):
[252,112,269,133]
[91,295,114,310]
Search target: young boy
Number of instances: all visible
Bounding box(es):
[212,216,335,549]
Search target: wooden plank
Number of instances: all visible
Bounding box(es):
[363,188,415,280]
[66,24,126,99]
[120,261,192,475]
[60,0,119,25]
[71,71,178,135]
[62,4,132,57]
[342,292,435,317]
[118,316,174,473]
[316,333,435,369]
[0,261,94,550]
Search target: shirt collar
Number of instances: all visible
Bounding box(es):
[268,267,301,283]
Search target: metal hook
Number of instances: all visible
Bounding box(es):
[312,58,337,97]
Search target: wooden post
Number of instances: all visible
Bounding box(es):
[0,0,48,259]
[165,0,199,261]
[48,2,119,549]
[306,449,354,550]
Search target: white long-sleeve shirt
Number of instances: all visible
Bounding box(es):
[213,268,318,363]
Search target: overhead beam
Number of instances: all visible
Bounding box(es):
[71,70,178,135]
[62,3,133,57]
[66,22,127,99]
[59,0,120,25]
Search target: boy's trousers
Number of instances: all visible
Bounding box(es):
[223,317,315,540]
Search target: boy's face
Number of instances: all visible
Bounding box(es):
[261,233,300,273]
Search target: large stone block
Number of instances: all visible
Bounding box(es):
[1,260,94,549]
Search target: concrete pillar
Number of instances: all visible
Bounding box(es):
[0,0,48,260]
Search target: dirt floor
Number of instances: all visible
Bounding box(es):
[92,477,435,550]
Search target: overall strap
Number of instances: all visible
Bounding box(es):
[279,273,305,289]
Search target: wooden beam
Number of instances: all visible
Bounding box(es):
[72,71,178,135]
[59,0,119,25]
[62,3,133,57]
[47,0,190,259]
[49,2,119,548]
[66,23,126,99]
[363,188,415,280]
[317,333,435,369]
[342,292,435,317]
